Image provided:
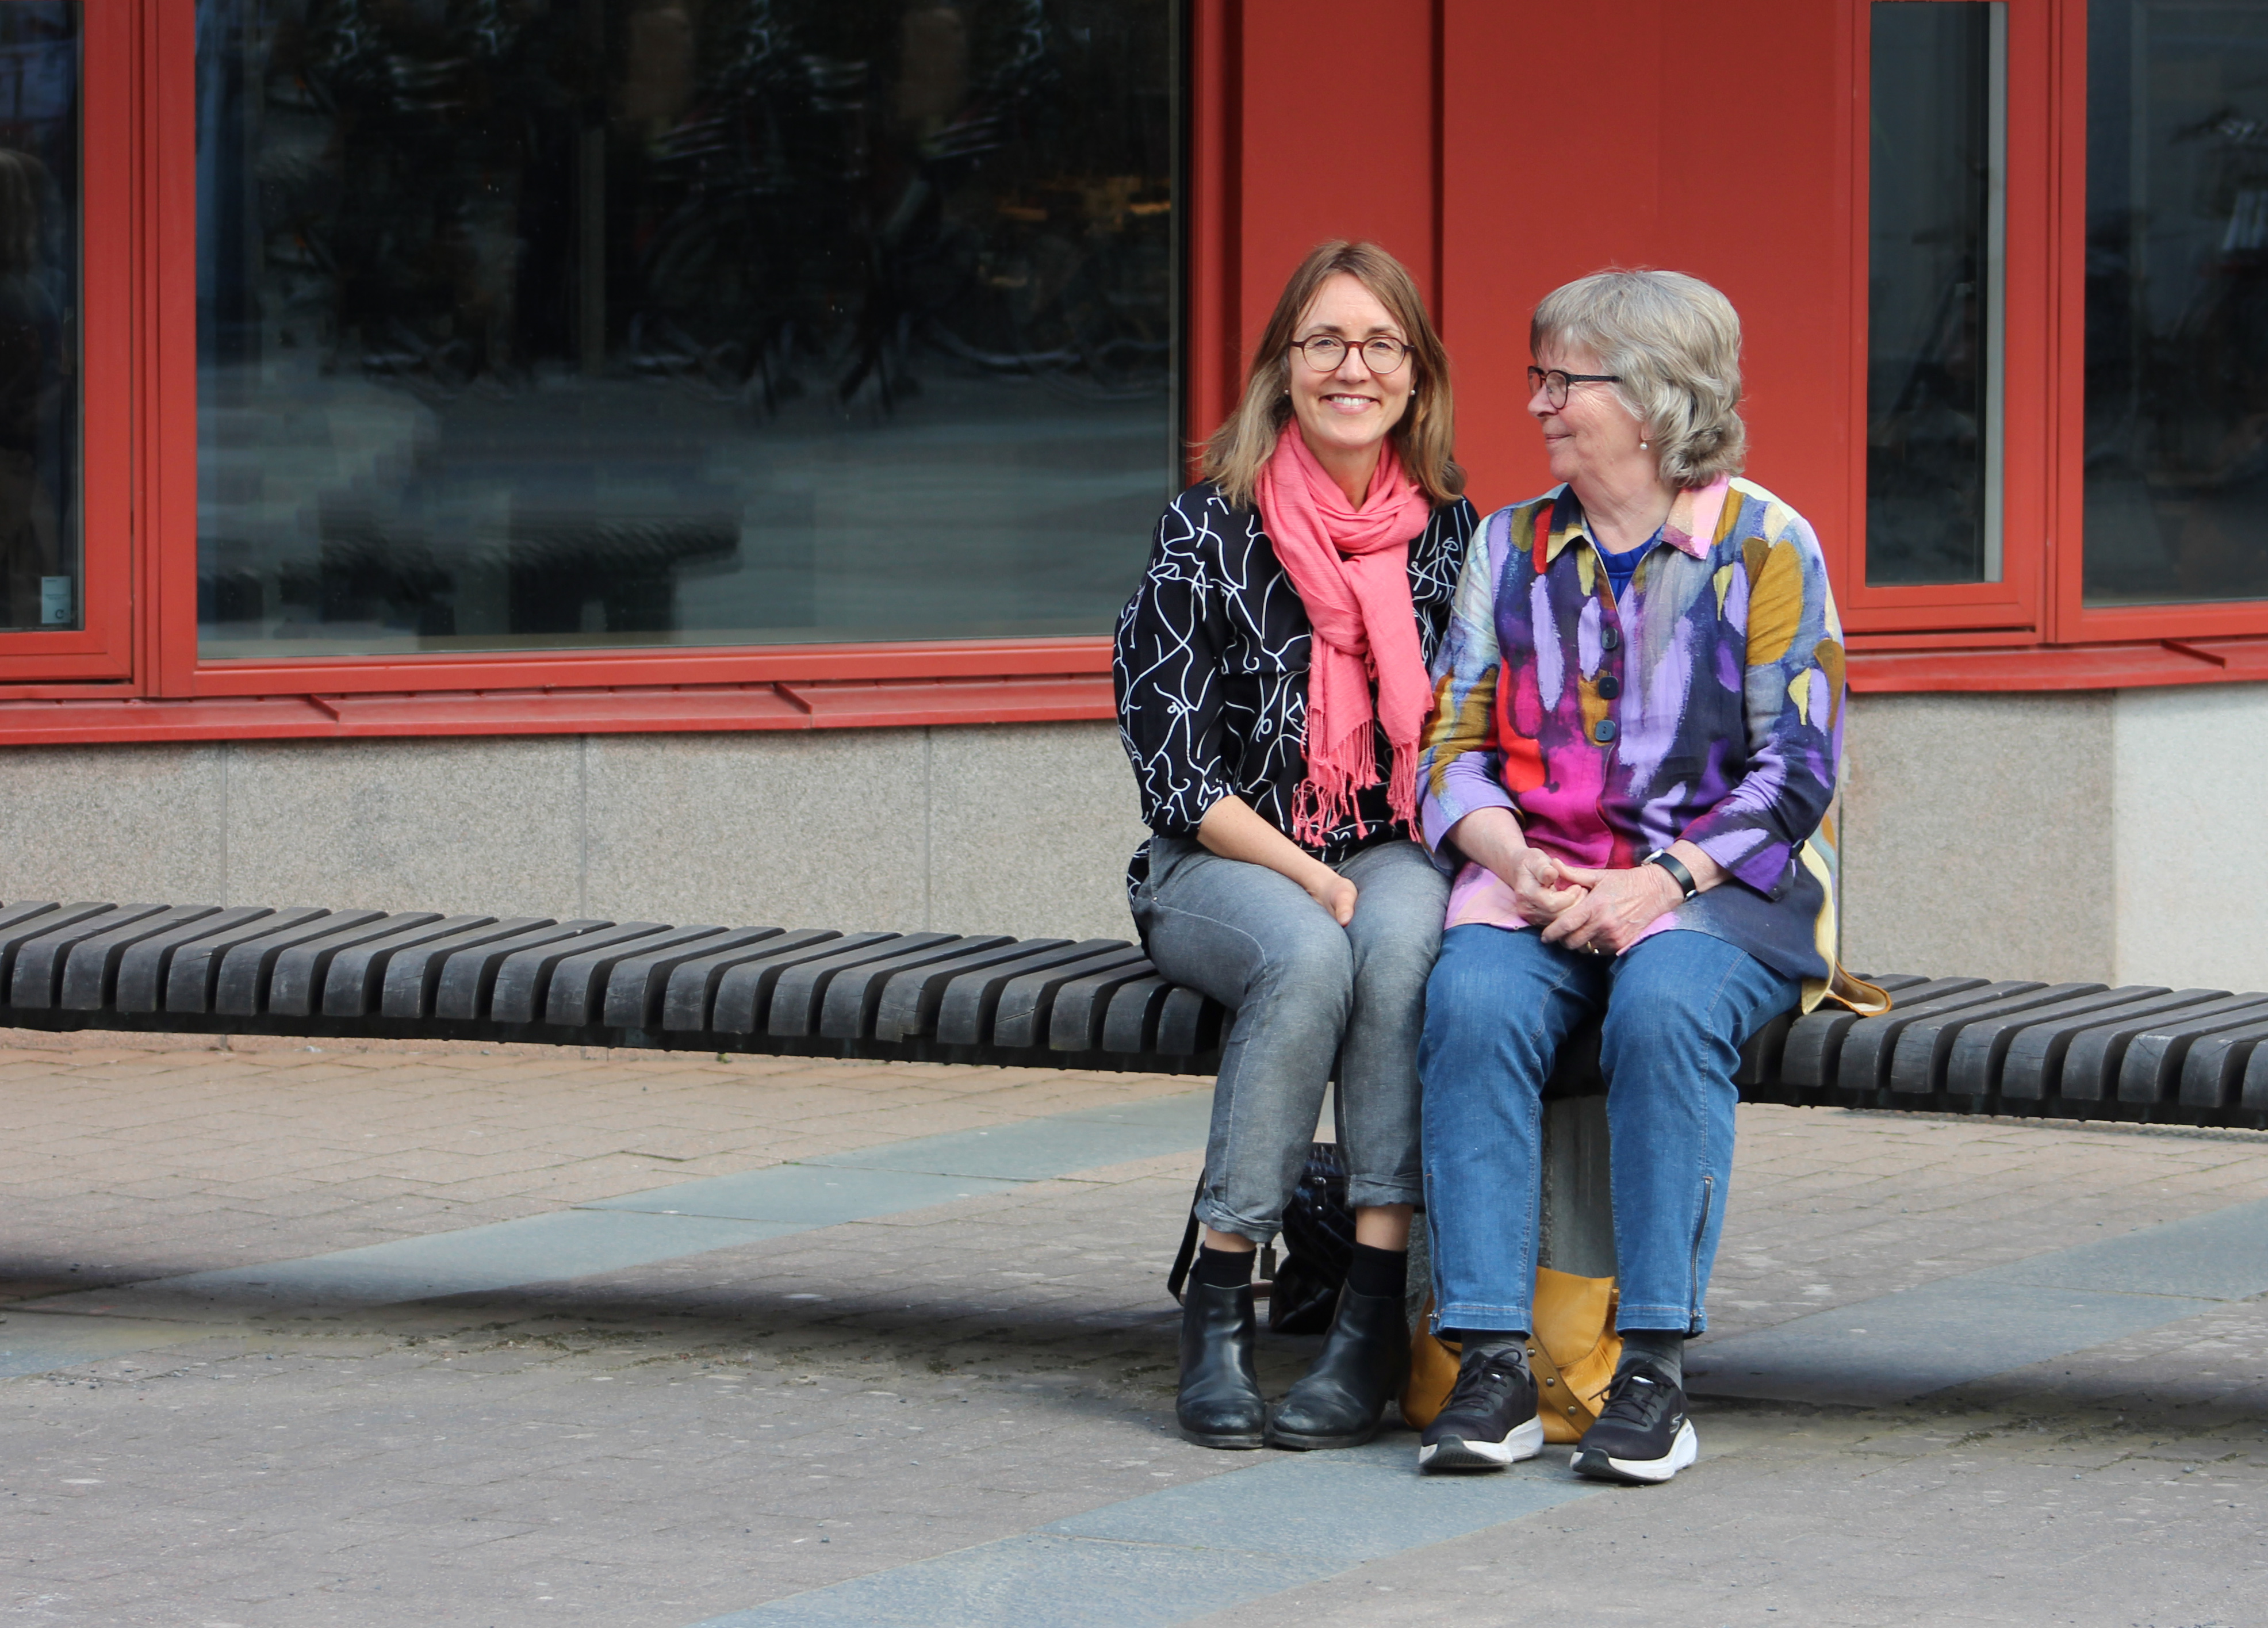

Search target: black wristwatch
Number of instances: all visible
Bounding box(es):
[1645,849,1699,901]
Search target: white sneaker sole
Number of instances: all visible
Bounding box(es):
[1572,1419,1699,1485]
[1417,1415,1545,1473]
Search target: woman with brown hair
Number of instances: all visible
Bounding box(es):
[1114,240,1475,1451]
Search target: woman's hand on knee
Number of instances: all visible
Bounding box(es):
[1303,866,1358,926]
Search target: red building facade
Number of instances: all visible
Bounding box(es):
[0,0,2261,993]
[6,0,2265,739]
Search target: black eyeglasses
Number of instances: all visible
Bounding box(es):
[1292,334,1412,374]
[1527,366,1623,409]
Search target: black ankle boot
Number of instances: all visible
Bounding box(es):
[1264,1283,1409,1450]
[1176,1278,1266,1449]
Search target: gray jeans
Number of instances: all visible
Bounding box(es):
[1132,835,1449,1243]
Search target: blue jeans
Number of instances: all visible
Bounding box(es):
[1419,925,1800,1334]
[1133,836,1448,1242]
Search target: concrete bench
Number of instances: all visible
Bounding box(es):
[2,900,2266,1131]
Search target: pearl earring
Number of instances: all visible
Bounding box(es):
[1639,440,1648,450]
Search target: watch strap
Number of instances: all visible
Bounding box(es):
[1645,849,1698,901]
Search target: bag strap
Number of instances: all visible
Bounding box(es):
[1524,1334,1602,1437]
[1167,1176,1205,1305]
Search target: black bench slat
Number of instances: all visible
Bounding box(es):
[163,909,332,1013]
[9,905,167,1009]
[930,940,1121,1047]
[994,945,1147,1050]
[813,936,1009,1040]
[1943,985,2174,1097]
[380,918,561,1018]
[321,915,501,1017]
[1837,980,2045,1094]
[1779,976,1988,1090]
[1101,974,1174,1054]
[603,927,784,1031]
[1155,985,1224,1056]
[0,902,75,1007]
[11,888,2267,1126]
[2177,1017,2268,1109]
[1997,989,2227,1101]
[110,907,275,1013]
[56,906,222,1011]
[2055,992,2268,1103]
[266,914,445,1017]
[2243,1042,2268,1113]
[1049,957,1169,1052]
[872,938,1072,1044]
[213,911,388,1016]
[712,933,905,1036]
[0,901,63,936]
[2116,999,2268,1104]
[546,924,729,1028]
[1860,974,1938,994]
[662,930,841,1033]
[489,923,668,1025]
[1732,1010,1796,1088]
[432,921,612,1021]
[1887,982,2105,1095]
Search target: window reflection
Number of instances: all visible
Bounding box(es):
[0,3,77,634]
[2086,0,2268,604]
[195,0,1175,656]
[1867,1,2004,587]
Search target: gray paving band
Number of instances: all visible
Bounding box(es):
[1,1092,1216,1349]
[1685,1194,2268,1406]
[685,1441,1603,1628]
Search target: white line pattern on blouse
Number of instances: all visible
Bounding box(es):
[1114,482,1477,884]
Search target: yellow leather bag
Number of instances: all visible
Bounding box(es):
[1403,1267,1623,1443]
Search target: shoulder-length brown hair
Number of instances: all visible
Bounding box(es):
[1200,240,1463,510]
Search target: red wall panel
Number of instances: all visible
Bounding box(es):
[1223,0,1442,405]
[1440,0,1855,534]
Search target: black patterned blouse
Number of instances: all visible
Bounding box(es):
[1113,481,1478,881]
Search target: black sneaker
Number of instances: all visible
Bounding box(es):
[1570,1363,1698,1484]
[1418,1351,1544,1473]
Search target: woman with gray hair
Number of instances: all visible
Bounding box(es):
[1411,269,1857,1483]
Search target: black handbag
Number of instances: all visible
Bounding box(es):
[1167,1141,1355,1335]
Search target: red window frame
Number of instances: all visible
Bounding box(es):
[0,0,133,688]
[2044,0,2268,649]
[3,0,1164,735]
[1845,0,2268,689]
[1839,0,2056,648]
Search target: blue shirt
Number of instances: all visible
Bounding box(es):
[1597,526,1661,605]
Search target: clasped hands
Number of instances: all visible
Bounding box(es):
[1449,806,1694,957]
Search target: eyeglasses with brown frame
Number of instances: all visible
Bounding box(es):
[1292,334,1413,374]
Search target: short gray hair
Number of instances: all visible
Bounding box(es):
[1531,269,1746,489]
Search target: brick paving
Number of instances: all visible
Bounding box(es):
[2,1036,2265,1626]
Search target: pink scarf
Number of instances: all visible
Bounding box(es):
[1254,426,1434,849]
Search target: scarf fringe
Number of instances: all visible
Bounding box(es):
[1289,733,1420,852]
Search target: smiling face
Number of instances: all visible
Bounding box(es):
[1286,273,1415,496]
[1529,338,1652,494]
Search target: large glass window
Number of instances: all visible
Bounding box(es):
[2086,0,2268,605]
[194,0,1176,658]
[1867,1,2006,587]
[0,2,78,634]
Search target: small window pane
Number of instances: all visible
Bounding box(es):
[194,0,1176,657]
[2086,0,2268,605]
[0,3,79,633]
[1867,1,2006,587]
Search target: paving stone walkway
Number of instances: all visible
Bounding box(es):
[2,1033,2265,1626]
